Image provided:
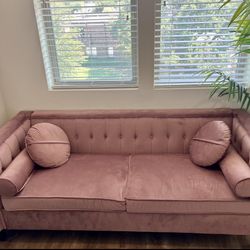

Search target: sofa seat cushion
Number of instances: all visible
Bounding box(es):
[125,154,250,214]
[2,154,129,212]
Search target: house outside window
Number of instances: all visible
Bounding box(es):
[34,0,138,89]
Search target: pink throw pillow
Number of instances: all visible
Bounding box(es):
[189,121,231,167]
[25,123,70,168]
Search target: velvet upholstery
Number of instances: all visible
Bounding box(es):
[0,149,34,196]
[234,109,250,132]
[3,211,250,235]
[0,112,32,200]
[232,117,250,165]
[125,154,248,214]
[31,110,232,155]
[2,154,129,211]
[189,121,231,167]
[0,120,30,172]
[0,111,32,145]
[25,123,70,168]
[1,109,250,235]
[0,211,6,231]
[220,146,250,198]
[31,109,233,119]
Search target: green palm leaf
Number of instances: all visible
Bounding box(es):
[202,1,250,110]
[219,0,232,9]
[241,91,249,109]
[201,69,250,110]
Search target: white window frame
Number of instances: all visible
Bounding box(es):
[33,0,138,90]
[154,0,249,88]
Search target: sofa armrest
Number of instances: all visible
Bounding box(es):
[0,112,31,172]
[0,111,32,145]
[220,146,250,198]
[0,149,34,196]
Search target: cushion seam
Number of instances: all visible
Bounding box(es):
[123,155,132,202]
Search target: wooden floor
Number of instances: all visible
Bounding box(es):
[0,231,250,249]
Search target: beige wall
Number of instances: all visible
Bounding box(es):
[0,0,238,119]
[0,87,7,126]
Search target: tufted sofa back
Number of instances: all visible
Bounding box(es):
[31,109,233,155]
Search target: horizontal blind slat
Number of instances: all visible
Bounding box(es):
[155,0,242,6]
[38,4,136,9]
[155,57,248,62]
[155,39,234,44]
[155,62,247,68]
[155,51,240,55]
[155,33,235,38]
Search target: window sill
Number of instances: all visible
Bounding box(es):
[49,84,139,91]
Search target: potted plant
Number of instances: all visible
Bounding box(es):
[202,0,250,109]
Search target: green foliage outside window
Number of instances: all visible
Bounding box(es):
[202,0,250,110]
[48,0,133,82]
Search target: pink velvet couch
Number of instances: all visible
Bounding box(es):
[0,109,250,235]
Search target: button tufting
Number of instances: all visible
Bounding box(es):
[90,133,93,139]
[104,134,108,139]
[134,134,138,139]
[119,134,123,139]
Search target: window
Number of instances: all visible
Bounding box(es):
[108,47,114,56]
[154,0,248,86]
[34,0,138,89]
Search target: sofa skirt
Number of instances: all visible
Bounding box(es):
[1,211,250,235]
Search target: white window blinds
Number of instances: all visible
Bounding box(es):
[34,0,138,89]
[154,0,249,86]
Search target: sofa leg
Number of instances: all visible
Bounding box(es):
[0,230,16,241]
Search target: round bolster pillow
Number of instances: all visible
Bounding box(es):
[0,149,34,196]
[189,121,231,167]
[220,146,250,198]
[25,123,70,168]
